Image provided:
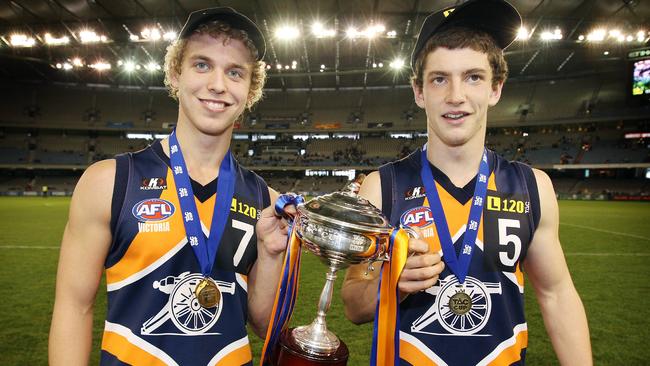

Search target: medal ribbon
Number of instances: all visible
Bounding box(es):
[370,228,409,366]
[168,130,236,278]
[420,146,489,284]
[260,194,305,366]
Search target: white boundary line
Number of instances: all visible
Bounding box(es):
[560,223,650,241]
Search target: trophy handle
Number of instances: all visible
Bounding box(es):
[366,226,420,273]
[400,225,421,240]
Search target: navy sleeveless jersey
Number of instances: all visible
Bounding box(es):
[379,148,540,366]
[101,140,270,366]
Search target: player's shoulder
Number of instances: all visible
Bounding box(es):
[530,167,555,199]
[79,159,116,186]
[73,159,116,201]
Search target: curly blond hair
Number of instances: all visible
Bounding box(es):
[164,21,266,109]
[412,27,508,91]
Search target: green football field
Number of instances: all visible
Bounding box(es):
[0,197,649,365]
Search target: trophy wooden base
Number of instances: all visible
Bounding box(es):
[273,327,349,366]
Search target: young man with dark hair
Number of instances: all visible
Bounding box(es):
[342,1,592,364]
[49,8,288,365]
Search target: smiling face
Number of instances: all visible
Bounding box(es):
[413,47,503,148]
[170,33,253,136]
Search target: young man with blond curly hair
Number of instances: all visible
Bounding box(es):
[50,8,289,365]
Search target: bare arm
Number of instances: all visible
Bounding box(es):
[49,159,115,365]
[342,171,444,324]
[525,169,592,365]
[248,188,296,338]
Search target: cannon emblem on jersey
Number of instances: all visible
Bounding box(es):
[411,275,502,335]
[141,272,235,335]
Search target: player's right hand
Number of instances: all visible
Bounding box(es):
[397,228,445,298]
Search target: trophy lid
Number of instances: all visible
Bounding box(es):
[297,183,392,234]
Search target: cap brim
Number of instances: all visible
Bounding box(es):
[179,8,266,61]
[442,0,521,49]
[411,0,521,69]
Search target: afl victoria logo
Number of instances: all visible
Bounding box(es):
[132,198,175,222]
[400,206,434,228]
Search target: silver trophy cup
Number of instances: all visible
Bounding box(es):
[289,183,393,356]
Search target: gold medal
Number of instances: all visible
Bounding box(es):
[449,291,472,315]
[195,277,221,309]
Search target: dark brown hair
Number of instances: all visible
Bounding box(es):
[412,27,508,91]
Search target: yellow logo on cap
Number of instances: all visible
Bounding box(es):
[443,8,455,17]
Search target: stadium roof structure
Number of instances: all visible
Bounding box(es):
[0,0,648,91]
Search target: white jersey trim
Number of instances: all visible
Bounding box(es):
[477,322,528,366]
[107,238,186,292]
[104,320,179,366]
[207,335,250,366]
[400,331,449,366]
[236,273,248,293]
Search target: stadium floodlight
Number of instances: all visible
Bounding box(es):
[578,34,585,41]
[141,27,161,41]
[378,62,383,67]
[44,33,69,46]
[79,30,107,43]
[386,30,397,38]
[311,22,335,38]
[627,35,634,42]
[9,34,36,47]
[129,34,140,41]
[364,24,385,39]
[516,27,530,40]
[55,63,62,69]
[389,58,405,70]
[62,62,73,70]
[638,31,646,42]
[72,58,83,67]
[145,62,160,72]
[274,25,300,40]
[276,63,282,70]
[587,29,606,42]
[609,29,621,38]
[346,27,361,39]
[123,60,137,72]
[89,61,111,71]
[540,28,562,41]
[163,31,176,41]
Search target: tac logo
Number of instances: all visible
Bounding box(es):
[140,177,167,190]
[400,206,434,228]
[404,186,426,200]
[132,199,175,222]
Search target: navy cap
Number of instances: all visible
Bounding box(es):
[411,0,521,69]
[178,7,266,61]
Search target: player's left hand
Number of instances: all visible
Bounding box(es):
[255,199,298,258]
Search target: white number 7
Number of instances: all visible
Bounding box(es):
[498,218,521,267]
[232,219,254,267]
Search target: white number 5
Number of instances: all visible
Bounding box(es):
[498,218,521,266]
[232,219,254,266]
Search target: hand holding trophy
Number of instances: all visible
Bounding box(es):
[261,182,401,366]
